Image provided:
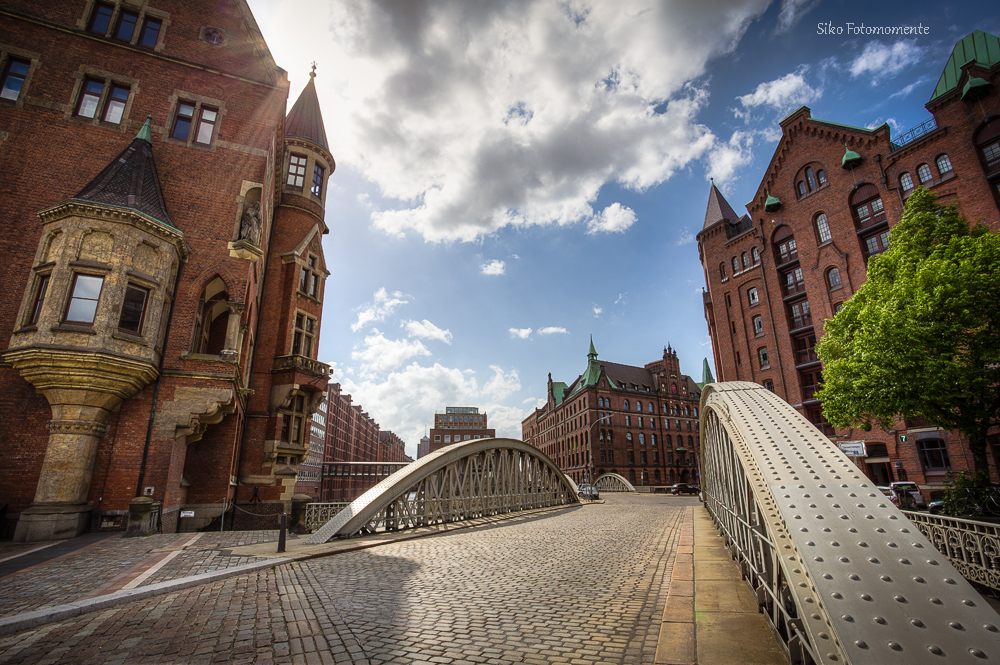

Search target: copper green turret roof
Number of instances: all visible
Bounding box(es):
[71,116,175,229]
[697,358,715,390]
[930,31,1000,102]
[578,336,603,390]
[842,144,862,169]
[285,68,329,151]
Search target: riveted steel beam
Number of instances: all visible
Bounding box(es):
[594,472,637,493]
[700,381,1000,665]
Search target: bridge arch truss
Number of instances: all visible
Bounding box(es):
[308,438,578,542]
[700,382,1000,664]
[594,472,636,493]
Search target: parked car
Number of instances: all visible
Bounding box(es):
[578,484,600,500]
[889,481,927,510]
[928,501,944,515]
[670,483,700,495]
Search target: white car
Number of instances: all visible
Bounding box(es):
[888,481,926,510]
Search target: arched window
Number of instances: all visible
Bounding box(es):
[828,267,842,288]
[623,399,629,411]
[752,247,760,264]
[817,169,827,185]
[936,154,953,175]
[850,184,885,230]
[192,276,229,355]
[693,407,698,417]
[815,213,831,243]
[599,430,605,443]
[774,226,797,264]
[719,263,726,279]
[626,432,633,444]
[639,433,645,445]
[917,163,933,183]
[797,181,807,197]
[900,172,914,191]
[732,256,739,273]
[665,434,672,447]
[648,403,654,413]
[635,401,642,412]
[975,120,1000,210]
[651,433,656,446]
[741,252,749,269]
[805,166,817,191]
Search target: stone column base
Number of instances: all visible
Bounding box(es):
[14,502,92,542]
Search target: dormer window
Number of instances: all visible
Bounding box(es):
[312,164,324,196]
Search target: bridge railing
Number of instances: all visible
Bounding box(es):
[304,502,350,531]
[700,381,1000,665]
[903,511,1000,592]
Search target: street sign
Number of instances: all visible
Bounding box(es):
[180,510,195,518]
[839,441,866,457]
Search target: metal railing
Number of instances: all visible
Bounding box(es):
[304,502,350,531]
[889,117,938,151]
[904,511,1000,591]
[593,472,636,492]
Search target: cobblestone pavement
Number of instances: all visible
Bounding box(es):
[0,495,698,664]
[0,531,281,618]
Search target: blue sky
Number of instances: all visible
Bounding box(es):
[247,0,998,457]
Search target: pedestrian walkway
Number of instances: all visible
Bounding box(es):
[0,496,785,663]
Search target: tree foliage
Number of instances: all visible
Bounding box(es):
[816,188,1000,478]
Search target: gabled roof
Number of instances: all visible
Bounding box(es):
[71,116,175,229]
[930,30,1000,102]
[285,71,329,151]
[551,381,569,405]
[703,181,740,230]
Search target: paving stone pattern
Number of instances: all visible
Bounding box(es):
[0,495,695,664]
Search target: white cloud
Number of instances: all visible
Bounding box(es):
[586,202,637,235]
[538,327,569,335]
[706,129,754,184]
[510,253,520,260]
[776,0,819,33]
[866,117,902,133]
[737,68,821,113]
[676,227,696,246]
[341,362,528,456]
[888,77,928,100]
[306,0,774,242]
[509,327,532,339]
[352,287,408,332]
[480,259,506,276]
[351,329,431,375]
[404,319,453,344]
[592,305,603,318]
[849,40,923,83]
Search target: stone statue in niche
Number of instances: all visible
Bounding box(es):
[239,201,261,244]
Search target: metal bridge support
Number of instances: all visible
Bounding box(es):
[594,472,637,493]
[700,381,1000,664]
[307,438,578,542]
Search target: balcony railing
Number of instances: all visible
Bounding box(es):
[856,210,887,231]
[789,313,812,330]
[889,117,938,151]
[783,282,806,298]
[273,354,331,378]
[776,249,799,266]
[801,384,818,400]
[796,348,819,365]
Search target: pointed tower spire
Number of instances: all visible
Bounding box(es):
[285,66,329,151]
[703,180,740,230]
[588,335,597,360]
[698,358,715,389]
[72,123,173,228]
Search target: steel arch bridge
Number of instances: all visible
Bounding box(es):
[700,382,1000,665]
[594,472,636,493]
[308,438,579,542]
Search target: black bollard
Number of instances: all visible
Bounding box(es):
[278,512,287,553]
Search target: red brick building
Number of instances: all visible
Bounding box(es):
[0,0,332,539]
[697,31,1000,500]
[429,406,495,453]
[522,340,702,488]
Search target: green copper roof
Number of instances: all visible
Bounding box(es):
[764,191,781,213]
[551,382,568,406]
[578,336,602,390]
[962,76,992,100]
[697,358,715,390]
[931,31,1000,102]
[842,144,862,169]
[134,115,153,143]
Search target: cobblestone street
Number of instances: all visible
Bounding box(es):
[0,494,696,664]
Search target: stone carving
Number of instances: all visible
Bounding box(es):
[238,201,261,244]
[47,419,110,438]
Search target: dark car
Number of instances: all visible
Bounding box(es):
[578,484,600,500]
[670,483,700,495]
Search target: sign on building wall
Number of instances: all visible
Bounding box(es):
[839,441,867,457]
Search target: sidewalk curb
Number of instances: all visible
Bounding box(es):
[0,557,291,638]
[0,502,584,637]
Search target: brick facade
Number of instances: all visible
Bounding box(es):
[697,31,1000,501]
[0,0,332,539]
[522,341,702,488]
[429,407,495,453]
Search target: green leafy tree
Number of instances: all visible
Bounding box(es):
[817,188,1000,482]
